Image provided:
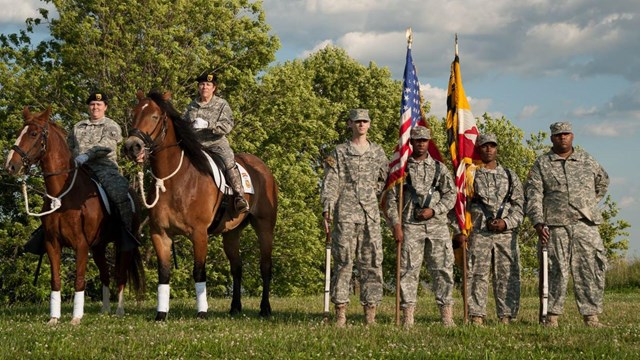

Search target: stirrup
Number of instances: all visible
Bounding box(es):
[235,196,249,213]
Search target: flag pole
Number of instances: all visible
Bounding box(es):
[455,32,469,324]
[394,28,413,327]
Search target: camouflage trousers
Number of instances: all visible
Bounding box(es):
[467,230,521,318]
[547,221,607,316]
[91,165,133,231]
[400,222,454,307]
[331,219,383,306]
[202,137,235,170]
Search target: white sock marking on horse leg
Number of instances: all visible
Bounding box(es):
[73,291,85,319]
[116,288,125,316]
[195,282,208,313]
[158,284,170,313]
[50,291,61,319]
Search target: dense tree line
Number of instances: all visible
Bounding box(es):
[0,0,629,304]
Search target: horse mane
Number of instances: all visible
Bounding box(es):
[146,92,213,176]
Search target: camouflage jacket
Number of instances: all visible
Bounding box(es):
[183,95,234,146]
[470,165,524,232]
[385,156,455,226]
[525,148,609,226]
[321,140,388,224]
[68,116,122,170]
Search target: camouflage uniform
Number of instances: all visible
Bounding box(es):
[184,73,247,212]
[467,163,524,320]
[525,124,609,317]
[385,149,456,308]
[68,116,132,230]
[321,135,388,307]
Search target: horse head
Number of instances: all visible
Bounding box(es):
[4,106,52,176]
[124,90,173,163]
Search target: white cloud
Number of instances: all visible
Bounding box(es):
[301,40,334,58]
[583,121,639,137]
[0,0,50,23]
[518,105,539,120]
[305,0,395,14]
[572,106,598,117]
[421,83,447,119]
[619,196,636,209]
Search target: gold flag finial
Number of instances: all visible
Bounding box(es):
[406,27,413,49]
[455,33,459,56]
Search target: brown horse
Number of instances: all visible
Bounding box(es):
[4,107,144,325]
[123,91,277,320]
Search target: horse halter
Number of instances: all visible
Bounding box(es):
[12,121,49,171]
[128,105,168,155]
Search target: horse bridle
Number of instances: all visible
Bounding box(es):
[128,104,169,155]
[12,121,49,172]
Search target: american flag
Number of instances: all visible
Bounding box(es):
[383,46,441,199]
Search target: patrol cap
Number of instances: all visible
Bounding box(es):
[410,125,431,140]
[476,133,498,147]
[86,92,108,105]
[349,108,370,122]
[550,122,572,135]
[195,71,218,84]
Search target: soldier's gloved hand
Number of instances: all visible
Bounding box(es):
[392,223,404,244]
[75,153,89,165]
[415,208,434,221]
[192,117,209,129]
[487,218,507,232]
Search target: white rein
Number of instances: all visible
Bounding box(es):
[22,166,79,217]
[136,150,185,209]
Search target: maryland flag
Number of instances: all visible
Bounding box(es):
[446,54,479,237]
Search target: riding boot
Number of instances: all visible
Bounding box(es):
[115,199,139,250]
[583,315,605,328]
[226,165,249,213]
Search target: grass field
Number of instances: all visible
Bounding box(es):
[1,290,639,359]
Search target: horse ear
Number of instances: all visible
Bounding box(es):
[43,107,52,120]
[136,89,145,101]
[162,92,172,101]
[22,106,31,120]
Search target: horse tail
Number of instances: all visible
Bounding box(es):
[127,246,146,299]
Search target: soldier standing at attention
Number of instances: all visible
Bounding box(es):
[184,71,249,213]
[525,122,609,328]
[455,134,524,326]
[69,92,134,238]
[321,109,389,327]
[385,125,456,328]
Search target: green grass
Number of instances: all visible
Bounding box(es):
[1,290,639,359]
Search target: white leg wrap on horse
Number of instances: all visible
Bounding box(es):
[50,291,61,319]
[158,284,170,313]
[73,291,85,319]
[195,282,208,313]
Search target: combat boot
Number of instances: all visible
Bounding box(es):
[545,314,559,328]
[363,304,376,325]
[471,316,484,326]
[335,304,347,328]
[584,315,605,328]
[402,305,415,329]
[439,305,455,327]
[499,316,511,325]
[226,165,249,213]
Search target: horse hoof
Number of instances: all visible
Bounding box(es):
[259,309,272,318]
[101,306,111,315]
[229,308,241,316]
[155,311,168,321]
[115,307,125,317]
[47,318,59,326]
[70,317,82,325]
[196,312,207,319]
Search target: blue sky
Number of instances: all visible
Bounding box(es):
[3,0,639,257]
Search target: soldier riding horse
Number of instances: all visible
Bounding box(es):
[124,91,277,320]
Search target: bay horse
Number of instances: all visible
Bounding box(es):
[4,107,144,325]
[123,91,277,320]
